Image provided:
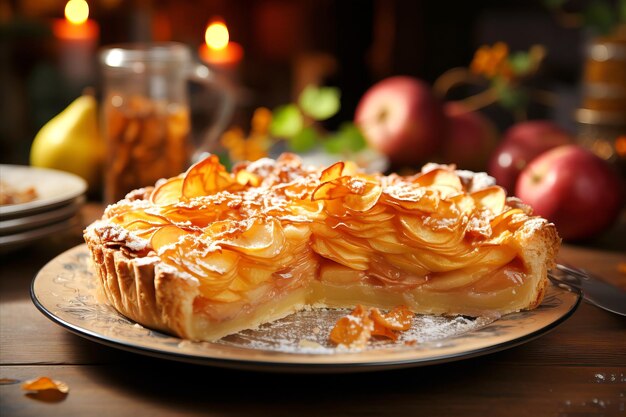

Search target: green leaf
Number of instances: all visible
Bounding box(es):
[493,79,529,112]
[270,104,303,138]
[509,52,532,75]
[323,136,345,154]
[324,123,367,154]
[288,127,319,153]
[217,152,233,171]
[298,85,341,121]
[584,0,617,35]
[619,0,626,23]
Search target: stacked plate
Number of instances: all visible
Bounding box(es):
[0,165,87,253]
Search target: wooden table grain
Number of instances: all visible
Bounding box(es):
[1,204,625,417]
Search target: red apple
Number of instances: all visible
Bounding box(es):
[442,102,498,172]
[488,121,572,192]
[355,76,446,165]
[516,145,624,240]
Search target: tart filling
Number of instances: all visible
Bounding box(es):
[84,154,559,341]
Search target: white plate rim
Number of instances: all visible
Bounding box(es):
[0,165,87,217]
[0,217,80,252]
[0,196,85,234]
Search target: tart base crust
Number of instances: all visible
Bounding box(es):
[85,219,558,341]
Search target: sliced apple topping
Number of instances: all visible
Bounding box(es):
[314,165,383,212]
[159,205,222,228]
[100,153,546,307]
[398,214,463,247]
[150,176,184,205]
[319,262,365,284]
[343,180,383,212]
[381,188,440,213]
[368,232,409,254]
[382,253,430,277]
[182,154,234,199]
[312,237,369,270]
[423,245,517,291]
[150,224,189,252]
[234,169,262,187]
[470,186,506,213]
[212,218,286,259]
[311,179,353,201]
[412,168,464,197]
[320,161,345,183]
[111,209,171,229]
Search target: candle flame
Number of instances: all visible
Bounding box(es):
[205,21,229,51]
[65,0,89,25]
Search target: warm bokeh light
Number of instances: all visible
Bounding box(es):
[205,21,229,51]
[65,0,89,25]
[615,136,626,158]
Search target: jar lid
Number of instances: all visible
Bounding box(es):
[100,42,192,71]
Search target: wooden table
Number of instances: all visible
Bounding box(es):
[1,204,625,416]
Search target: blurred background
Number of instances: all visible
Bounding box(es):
[0,0,614,160]
[0,0,624,245]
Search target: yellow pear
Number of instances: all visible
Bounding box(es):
[30,95,104,191]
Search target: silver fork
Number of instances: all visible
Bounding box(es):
[549,264,626,317]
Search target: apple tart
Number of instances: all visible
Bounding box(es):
[84,153,560,341]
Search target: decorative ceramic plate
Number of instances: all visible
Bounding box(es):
[31,245,581,372]
[0,165,87,218]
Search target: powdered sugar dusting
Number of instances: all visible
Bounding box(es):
[217,309,495,354]
[455,170,496,192]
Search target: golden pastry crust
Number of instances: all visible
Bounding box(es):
[84,154,560,341]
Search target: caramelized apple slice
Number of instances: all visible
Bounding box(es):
[449,194,476,215]
[211,289,242,303]
[370,321,399,340]
[413,168,463,196]
[329,305,373,348]
[282,223,311,241]
[177,250,240,294]
[361,209,395,223]
[111,210,170,228]
[216,218,286,259]
[239,264,274,285]
[150,225,189,251]
[370,305,413,331]
[338,222,391,239]
[471,258,526,293]
[471,186,506,213]
[381,190,440,213]
[423,246,517,291]
[151,176,184,205]
[490,208,525,230]
[409,247,492,272]
[369,233,409,254]
[312,238,369,270]
[383,253,430,276]
[343,181,383,212]
[320,161,345,183]
[182,154,233,198]
[311,180,352,201]
[313,174,382,213]
[319,262,365,284]
[235,169,261,187]
[196,249,240,275]
[398,215,463,247]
